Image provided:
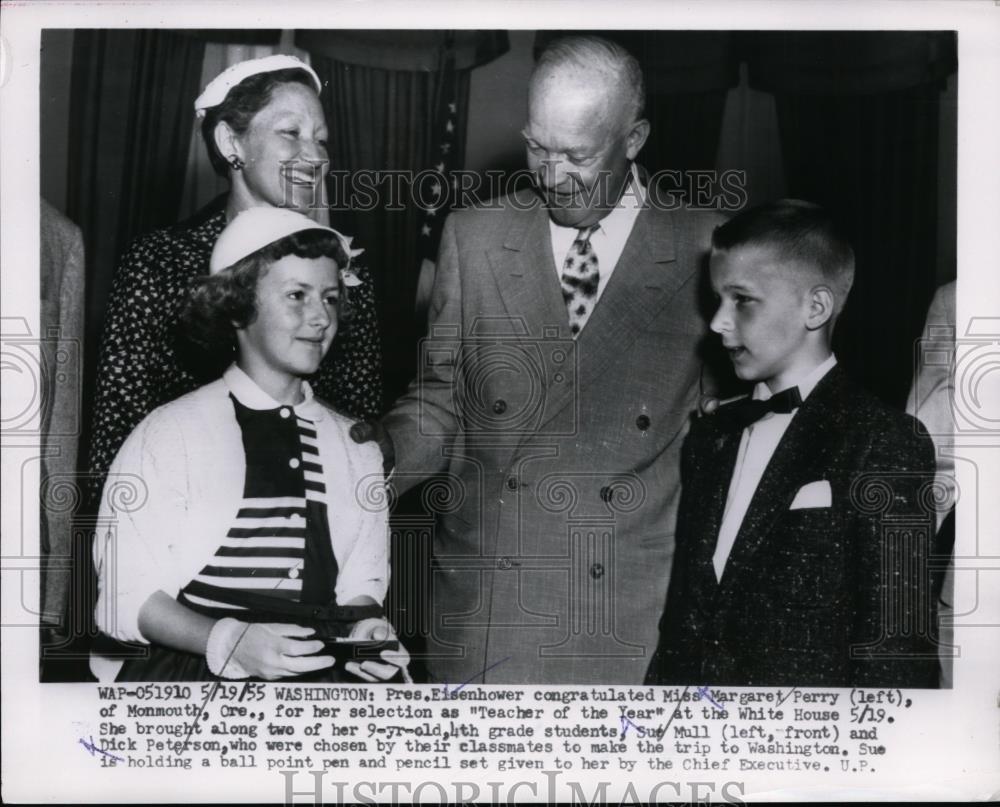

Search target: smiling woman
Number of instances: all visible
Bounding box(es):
[86,55,384,513]
[202,64,330,213]
[92,207,410,684]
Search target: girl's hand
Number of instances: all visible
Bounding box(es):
[344,618,411,682]
[208,619,334,680]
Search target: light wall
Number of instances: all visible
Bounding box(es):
[464,30,535,174]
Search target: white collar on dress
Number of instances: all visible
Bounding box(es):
[222,363,325,421]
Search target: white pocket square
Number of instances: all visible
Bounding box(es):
[790,480,832,510]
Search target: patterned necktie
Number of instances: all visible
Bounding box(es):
[560,224,600,337]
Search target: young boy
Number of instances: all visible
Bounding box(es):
[645,199,940,689]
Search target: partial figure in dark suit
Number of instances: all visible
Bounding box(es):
[645,200,940,688]
[364,36,724,684]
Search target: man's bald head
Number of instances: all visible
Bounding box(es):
[530,36,645,133]
[523,36,649,227]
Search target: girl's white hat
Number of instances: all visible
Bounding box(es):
[210,207,363,285]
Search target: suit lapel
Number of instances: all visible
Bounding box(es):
[717,367,846,596]
[575,206,680,382]
[690,422,742,601]
[485,204,571,340]
[485,204,697,433]
[484,206,581,440]
[580,205,678,338]
[538,206,689,429]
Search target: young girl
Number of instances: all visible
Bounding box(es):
[93,207,407,683]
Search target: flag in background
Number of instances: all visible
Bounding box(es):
[415,33,459,322]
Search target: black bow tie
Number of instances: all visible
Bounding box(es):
[716,386,803,429]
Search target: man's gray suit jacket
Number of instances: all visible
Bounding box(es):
[383,188,723,684]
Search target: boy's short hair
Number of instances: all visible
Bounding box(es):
[712,199,855,314]
[180,229,351,374]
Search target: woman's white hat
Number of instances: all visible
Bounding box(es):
[194,54,322,119]
[210,207,363,283]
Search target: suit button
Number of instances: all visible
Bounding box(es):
[589,563,605,580]
[599,485,613,503]
[493,399,507,414]
[506,476,519,491]
[635,414,651,431]
[288,458,301,469]
[497,556,512,570]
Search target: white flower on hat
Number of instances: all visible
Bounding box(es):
[195,55,322,119]
[336,234,365,286]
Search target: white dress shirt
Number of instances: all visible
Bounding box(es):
[712,354,838,581]
[548,163,646,304]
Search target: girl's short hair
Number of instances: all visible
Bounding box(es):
[201,67,319,177]
[179,229,352,374]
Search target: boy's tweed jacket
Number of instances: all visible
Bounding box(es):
[645,364,941,688]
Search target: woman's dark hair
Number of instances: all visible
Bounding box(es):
[179,228,352,374]
[201,67,318,177]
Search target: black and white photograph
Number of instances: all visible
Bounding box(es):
[3,0,999,803]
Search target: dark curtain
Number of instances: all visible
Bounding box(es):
[66,29,206,459]
[49,30,205,681]
[747,31,957,408]
[303,33,509,406]
[320,62,470,405]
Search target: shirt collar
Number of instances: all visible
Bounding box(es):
[222,363,325,420]
[752,354,838,404]
[549,163,646,239]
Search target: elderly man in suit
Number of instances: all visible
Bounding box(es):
[372,35,722,684]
